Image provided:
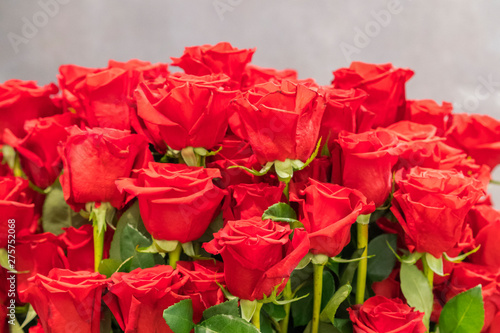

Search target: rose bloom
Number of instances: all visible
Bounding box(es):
[332,62,414,128]
[229,80,326,164]
[58,126,152,211]
[177,260,225,323]
[333,128,405,207]
[16,233,69,295]
[58,59,169,130]
[203,217,309,301]
[0,176,36,248]
[406,99,452,135]
[222,182,285,222]
[171,42,255,87]
[446,113,500,170]
[348,296,426,333]
[467,205,500,269]
[391,167,484,258]
[292,179,374,257]
[134,73,236,153]
[0,79,60,143]
[103,265,188,333]
[19,268,108,333]
[240,64,297,91]
[3,113,78,189]
[116,162,224,243]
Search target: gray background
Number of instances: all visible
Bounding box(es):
[1,0,499,204]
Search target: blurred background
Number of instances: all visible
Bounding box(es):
[1,0,499,202]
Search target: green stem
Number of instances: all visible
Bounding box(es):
[168,243,182,269]
[356,220,369,304]
[13,152,23,178]
[280,281,292,333]
[312,263,324,333]
[251,302,263,330]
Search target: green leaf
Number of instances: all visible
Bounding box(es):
[121,225,163,270]
[195,314,259,333]
[262,302,286,321]
[20,304,37,329]
[203,299,239,320]
[42,181,87,235]
[239,299,258,322]
[303,321,342,333]
[319,284,352,324]
[333,318,352,333]
[98,258,122,278]
[400,263,433,330]
[339,248,365,286]
[262,202,300,224]
[292,269,335,326]
[367,234,397,282]
[425,252,444,276]
[109,201,147,260]
[438,285,484,333]
[163,299,195,333]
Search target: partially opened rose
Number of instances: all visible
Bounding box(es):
[19,268,108,333]
[446,113,500,170]
[240,64,297,91]
[292,179,374,257]
[177,260,225,323]
[406,99,452,135]
[348,296,426,333]
[333,128,405,207]
[0,176,36,248]
[229,80,325,165]
[3,113,78,189]
[203,217,309,300]
[103,265,188,333]
[58,126,152,211]
[332,62,414,128]
[134,73,236,153]
[391,167,484,257]
[116,162,224,243]
[0,79,60,143]
[171,42,255,87]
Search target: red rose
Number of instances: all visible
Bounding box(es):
[116,162,224,243]
[240,64,297,91]
[134,73,236,152]
[0,176,36,248]
[466,204,500,237]
[348,295,426,333]
[445,263,500,332]
[58,126,152,211]
[229,80,326,164]
[103,265,188,333]
[468,207,500,269]
[16,233,68,295]
[59,224,114,272]
[290,155,332,194]
[372,269,404,300]
[58,60,168,130]
[406,99,452,135]
[446,113,500,170]
[19,268,108,333]
[391,167,484,257]
[319,86,368,150]
[223,182,285,222]
[3,113,78,189]
[177,260,225,323]
[0,148,13,177]
[206,135,261,187]
[332,62,414,128]
[0,79,60,143]
[334,128,405,207]
[171,42,255,87]
[203,217,309,300]
[292,179,374,257]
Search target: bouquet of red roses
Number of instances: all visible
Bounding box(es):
[1,42,499,333]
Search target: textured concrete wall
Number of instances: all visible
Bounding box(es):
[1,0,499,202]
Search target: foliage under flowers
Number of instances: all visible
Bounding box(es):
[1,42,500,333]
